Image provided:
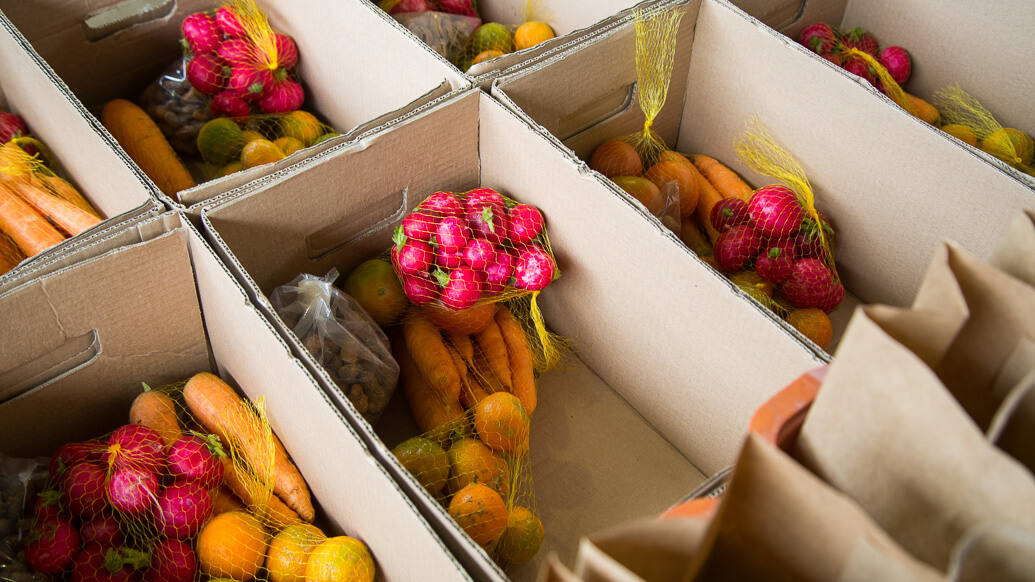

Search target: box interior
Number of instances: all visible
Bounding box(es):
[0,14,153,220]
[0,0,464,204]
[0,213,469,581]
[201,89,824,579]
[493,0,1035,330]
[783,0,1035,137]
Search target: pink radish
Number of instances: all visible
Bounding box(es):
[25,518,79,574]
[435,248,464,269]
[142,538,196,582]
[710,198,751,233]
[210,91,250,117]
[420,192,464,219]
[216,38,258,67]
[799,22,838,54]
[464,189,508,245]
[274,34,298,69]
[397,240,435,275]
[840,27,879,55]
[228,66,273,101]
[106,467,159,517]
[34,490,63,522]
[390,0,432,14]
[166,435,224,490]
[155,481,212,538]
[402,273,438,305]
[482,250,515,294]
[463,238,496,270]
[71,544,144,582]
[780,258,844,312]
[215,6,246,38]
[514,245,555,291]
[438,266,481,310]
[402,212,438,241]
[440,0,478,17]
[844,57,878,88]
[747,185,804,238]
[508,204,544,245]
[0,111,27,143]
[186,53,225,95]
[63,463,108,517]
[80,514,123,548]
[181,13,221,55]
[50,441,104,483]
[435,216,470,254]
[107,425,164,473]
[714,225,762,272]
[878,46,911,85]
[755,239,795,283]
[258,78,304,114]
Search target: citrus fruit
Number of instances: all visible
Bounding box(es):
[473,49,505,64]
[730,271,774,298]
[274,136,305,156]
[498,506,544,564]
[217,160,245,178]
[197,510,269,580]
[514,21,555,51]
[392,436,449,496]
[280,110,324,146]
[980,127,1034,166]
[241,138,286,168]
[312,132,340,146]
[343,259,408,326]
[787,308,833,350]
[304,536,376,582]
[473,392,530,453]
[242,129,266,143]
[447,438,509,496]
[940,124,977,147]
[197,117,244,165]
[470,23,514,54]
[267,523,327,582]
[448,482,507,546]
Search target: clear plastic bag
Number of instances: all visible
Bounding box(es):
[393,11,480,63]
[271,269,400,423]
[0,455,50,582]
[140,58,213,157]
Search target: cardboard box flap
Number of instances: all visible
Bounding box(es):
[728,0,807,29]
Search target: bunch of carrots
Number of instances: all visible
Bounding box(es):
[0,139,103,275]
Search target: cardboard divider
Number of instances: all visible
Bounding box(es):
[0,12,162,281]
[199,88,825,581]
[0,211,472,581]
[0,0,467,206]
[492,0,1035,347]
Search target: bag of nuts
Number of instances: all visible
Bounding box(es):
[140,58,214,156]
[270,269,400,423]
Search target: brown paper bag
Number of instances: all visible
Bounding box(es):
[990,210,1035,287]
[572,517,708,581]
[949,524,1035,582]
[795,298,1035,570]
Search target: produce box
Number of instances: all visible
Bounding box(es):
[738,0,1035,185]
[0,12,163,285]
[0,0,467,207]
[491,0,1035,348]
[368,0,653,84]
[0,211,472,581]
[197,87,826,581]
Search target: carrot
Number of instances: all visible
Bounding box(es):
[183,372,314,522]
[495,307,537,414]
[449,333,475,367]
[219,456,302,529]
[128,387,181,448]
[395,334,465,432]
[686,161,724,244]
[210,484,246,517]
[7,178,101,236]
[101,99,195,199]
[403,313,461,404]
[449,333,489,408]
[36,174,101,218]
[679,216,713,257]
[0,184,65,256]
[690,154,754,202]
[474,319,512,390]
[0,233,25,275]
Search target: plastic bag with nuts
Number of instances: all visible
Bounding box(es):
[270,269,400,423]
[140,57,214,157]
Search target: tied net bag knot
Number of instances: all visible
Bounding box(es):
[271,269,400,424]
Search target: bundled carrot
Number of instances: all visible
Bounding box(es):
[0,232,25,275]
[474,319,512,391]
[128,386,183,447]
[690,154,754,202]
[0,184,65,256]
[36,174,101,218]
[6,178,101,236]
[403,313,462,405]
[495,307,537,414]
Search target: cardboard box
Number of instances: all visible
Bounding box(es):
[0,211,472,581]
[736,0,1035,186]
[365,0,655,84]
[491,0,1035,346]
[0,12,162,284]
[0,0,468,207]
[197,88,826,580]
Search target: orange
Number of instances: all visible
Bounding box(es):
[589,140,642,178]
[392,436,449,496]
[304,536,376,582]
[612,176,662,215]
[644,160,700,218]
[197,117,245,165]
[241,129,266,143]
[514,21,555,51]
[217,160,245,178]
[197,510,269,580]
[497,506,544,565]
[448,482,507,547]
[241,138,286,168]
[274,136,305,156]
[267,523,327,582]
[787,308,834,350]
[730,271,774,298]
[279,110,324,146]
[473,392,530,454]
[343,259,408,326]
[473,49,504,64]
[447,438,509,496]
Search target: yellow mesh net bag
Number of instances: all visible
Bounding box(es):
[587,6,693,235]
[20,373,376,581]
[391,299,551,568]
[453,0,557,71]
[932,85,1035,176]
[0,141,102,269]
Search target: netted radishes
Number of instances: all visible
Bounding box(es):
[25,518,80,574]
[166,435,224,490]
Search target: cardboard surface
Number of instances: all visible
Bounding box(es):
[0,212,471,581]
[201,88,823,581]
[493,0,1035,316]
[0,0,465,207]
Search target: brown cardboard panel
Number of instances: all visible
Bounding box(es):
[203,88,823,581]
[728,0,806,29]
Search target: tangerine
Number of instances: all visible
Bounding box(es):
[343,259,408,326]
[787,308,834,350]
[267,523,327,582]
[473,392,530,453]
[241,138,286,168]
[447,438,509,496]
[304,536,376,582]
[197,510,269,580]
[392,436,449,496]
[514,21,555,51]
[448,482,507,547]
[497,506,544,564]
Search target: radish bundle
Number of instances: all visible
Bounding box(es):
[20,373,376,581]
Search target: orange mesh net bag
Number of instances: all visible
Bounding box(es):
[17,373,376,581]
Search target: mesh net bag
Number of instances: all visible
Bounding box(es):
[391,302,546,568]
[0,140,102,270]
[17,373,377,581]
[451,0,557,72]
[151,0,339,180]
[270,269,401,424]
[932,85,1035,176]
[587,5,690,235]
